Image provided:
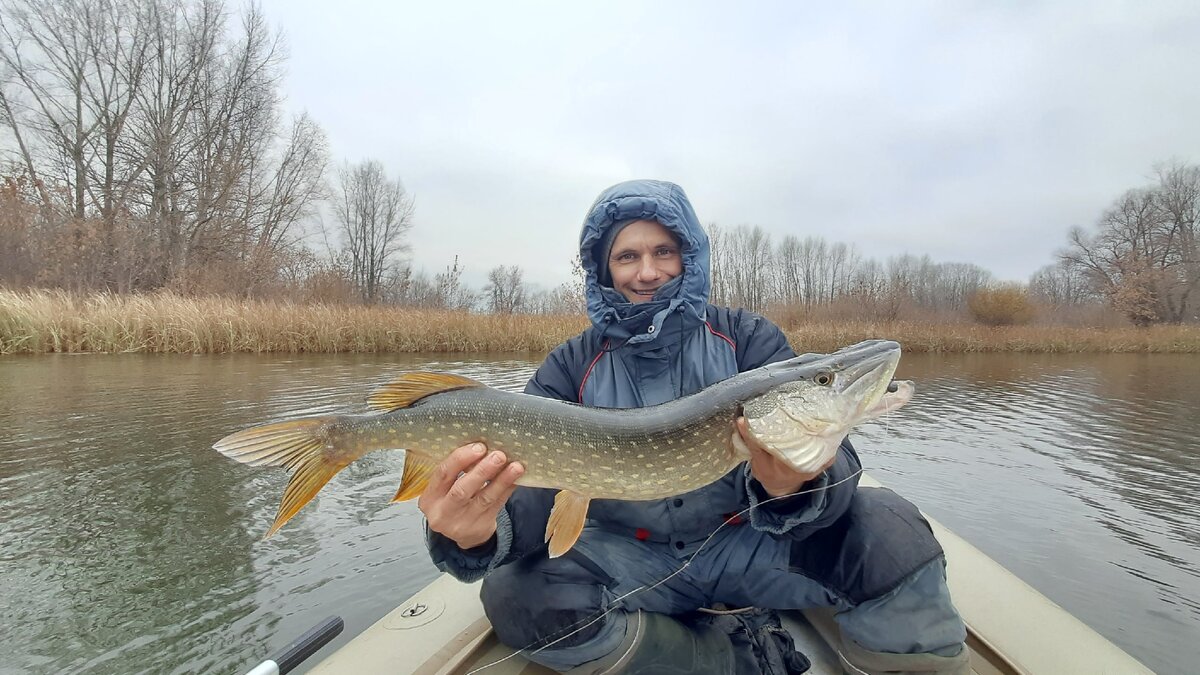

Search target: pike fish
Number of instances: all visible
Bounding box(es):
[214,339,914,557]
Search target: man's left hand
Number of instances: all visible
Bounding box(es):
[736,417,835,497]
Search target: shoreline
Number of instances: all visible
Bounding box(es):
[3,290,1198,355]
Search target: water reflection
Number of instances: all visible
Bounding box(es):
[0,351,1197,674]
[867,353,1199,675]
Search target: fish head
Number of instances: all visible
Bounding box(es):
[740,340,914,474]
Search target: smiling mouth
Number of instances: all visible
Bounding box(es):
[631,288,659,296]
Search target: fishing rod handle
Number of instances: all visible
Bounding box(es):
[246,615,344,675]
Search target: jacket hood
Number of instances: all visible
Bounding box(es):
[579,179,711,343]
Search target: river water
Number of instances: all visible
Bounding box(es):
[0,351,1197,674]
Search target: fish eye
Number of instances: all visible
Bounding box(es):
[814,371,834,386]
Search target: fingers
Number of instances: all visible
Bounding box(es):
[475,461,525,509]
[418,441,524,550]
[446,450,510,504]
[735,417,768,453]
[747,444,782,478]
[427,442,488,497]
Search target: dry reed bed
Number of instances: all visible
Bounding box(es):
[2,290,1198,354]
[0,290,587,354]
[780,321,1200,354]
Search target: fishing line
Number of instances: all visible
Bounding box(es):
[465,466,865,675]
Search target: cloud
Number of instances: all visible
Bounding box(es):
[261,0,1200,287]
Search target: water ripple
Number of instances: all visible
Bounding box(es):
[1,352,1197,674]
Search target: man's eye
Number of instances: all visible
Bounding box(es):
[655,247,678,257]
[616,253,636,262]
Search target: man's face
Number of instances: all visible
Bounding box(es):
[607,219,683,303]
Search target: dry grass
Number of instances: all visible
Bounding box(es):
[0,290,587,354]
[2,289,1198,354]
[778,320,1200,354]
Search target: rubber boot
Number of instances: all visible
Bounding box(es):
[804,607,970,675]
[565,610,735,674]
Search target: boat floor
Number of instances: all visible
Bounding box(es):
[307,477,1151,675]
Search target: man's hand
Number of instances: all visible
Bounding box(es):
[418,443,525,550]
[736,417,834,498]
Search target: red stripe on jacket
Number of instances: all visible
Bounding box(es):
[578,340,609,403]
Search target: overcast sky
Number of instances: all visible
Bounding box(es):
[258,0,1200,290]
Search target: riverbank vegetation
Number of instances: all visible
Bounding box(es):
[3,290,1198,355]
[0,1,1195,354]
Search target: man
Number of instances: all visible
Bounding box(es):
[421,180,968,674]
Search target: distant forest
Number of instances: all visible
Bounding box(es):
[0,0,1196,326]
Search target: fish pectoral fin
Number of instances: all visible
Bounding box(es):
[392,452,438,502]
[545,490,590,559]
[212,416,344,538]
[367,372,485,412]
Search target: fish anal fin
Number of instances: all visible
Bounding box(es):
[266,456,347,538]
[367,372,485,412]
[545,490,591,558]
[392,452,439,502]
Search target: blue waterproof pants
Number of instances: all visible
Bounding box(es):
[480,489,967,672]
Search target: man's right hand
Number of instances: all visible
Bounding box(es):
[418,443,525,550]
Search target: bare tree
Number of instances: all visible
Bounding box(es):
[706,222,730,306]
[1029,261,1096,307]
[334,159,413,303]
[1061,165,1199,324]
[0,0,328,294]
[724,225,772,312]
[484,264,526,314]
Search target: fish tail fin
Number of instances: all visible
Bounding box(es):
[213,417,346,537]
[391,451,439,502]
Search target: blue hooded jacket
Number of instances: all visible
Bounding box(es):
[427,179,860,581]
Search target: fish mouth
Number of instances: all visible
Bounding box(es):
[833,342,910,416]
[791,340,912,420]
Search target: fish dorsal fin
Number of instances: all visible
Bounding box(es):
[367,372,485,412]
[545,490,591,558]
